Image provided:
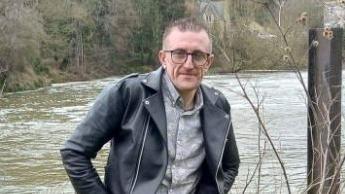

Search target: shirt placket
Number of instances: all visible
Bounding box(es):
[169,102,182,194]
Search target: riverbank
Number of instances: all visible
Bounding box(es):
[0,64,156,94]
[0,64,308,96]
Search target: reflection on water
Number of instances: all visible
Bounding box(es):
[0,72,343,193]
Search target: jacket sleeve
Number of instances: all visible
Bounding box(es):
[223,119,240,193]
[60,83,126,194]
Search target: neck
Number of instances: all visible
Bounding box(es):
[179,89,197,110]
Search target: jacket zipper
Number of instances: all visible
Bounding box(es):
[215,118,231,194]
[130,116,150,194]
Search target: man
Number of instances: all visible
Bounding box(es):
[61,17,240,194]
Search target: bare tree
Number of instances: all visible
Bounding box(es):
[0,59,8,97]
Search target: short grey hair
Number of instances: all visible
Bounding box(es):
[162,17,212,52]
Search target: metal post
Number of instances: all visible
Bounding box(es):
[307,28,343,194]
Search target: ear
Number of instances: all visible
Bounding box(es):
[203,54,214,72]
[158,50,167,66]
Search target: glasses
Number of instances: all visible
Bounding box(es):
[164,49,210,67]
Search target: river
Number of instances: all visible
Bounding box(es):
[0,71,344,193]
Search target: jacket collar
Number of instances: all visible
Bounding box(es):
[200,85,219,106]
[141,67,163,91]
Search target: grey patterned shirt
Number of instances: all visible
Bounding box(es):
[156,72,205,194]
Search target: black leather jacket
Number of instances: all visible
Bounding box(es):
[60,67,240,194]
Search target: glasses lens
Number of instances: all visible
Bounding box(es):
[192,51,207,66]
[171,49,187,63]
[170,49,208,66]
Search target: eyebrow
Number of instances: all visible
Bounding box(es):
[170,48,208,53]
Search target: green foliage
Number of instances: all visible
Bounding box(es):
[128,0,186,66]
[159,0,186,23]
[32,57,49,75]
[87,0,113,46]
[45,18,74,39]
[253,6,271,25]
[0,72,6,94]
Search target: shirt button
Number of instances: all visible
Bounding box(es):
[144,100,150,105]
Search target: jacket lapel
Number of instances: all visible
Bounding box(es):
[141,67,167,143]
[201,86,231,176]
[143,93,167,143]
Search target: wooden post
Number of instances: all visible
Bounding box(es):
[307,28,343,194]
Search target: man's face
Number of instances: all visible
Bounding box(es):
[159,28,214,95]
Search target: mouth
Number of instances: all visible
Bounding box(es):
[174,68,200,79]
[179,73,197,78]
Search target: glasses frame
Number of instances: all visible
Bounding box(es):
[163,49,210,67]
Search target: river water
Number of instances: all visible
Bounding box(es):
[0,71,344,193]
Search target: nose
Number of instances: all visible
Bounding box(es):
[183,54,194,69]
